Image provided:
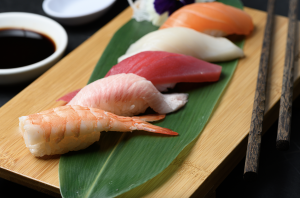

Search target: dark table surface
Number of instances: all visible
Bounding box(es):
[1,0,300,197]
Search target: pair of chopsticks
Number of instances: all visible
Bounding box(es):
[244,0,298,181]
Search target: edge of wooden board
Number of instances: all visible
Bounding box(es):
[0,7,298,198]
[0,167,61,197]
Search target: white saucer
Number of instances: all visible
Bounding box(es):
[0,12,68,85]
[42,0,116,26]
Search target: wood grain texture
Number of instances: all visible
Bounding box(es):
[276,0,298,151]
[0,7,299,198]
[243,0,275,181]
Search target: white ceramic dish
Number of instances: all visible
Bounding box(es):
[42,0,116,26]
[0,12,68,85]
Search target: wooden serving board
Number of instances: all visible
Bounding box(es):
[0,7,299,198]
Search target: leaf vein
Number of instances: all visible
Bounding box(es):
[84,133,126,198]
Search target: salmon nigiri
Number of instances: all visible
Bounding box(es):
[160,2,254,37]
[107,51,222,91]
[68,73,188,116]
[19,105,177,157]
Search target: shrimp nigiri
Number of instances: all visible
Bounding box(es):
[68,73,188,116]
[19,105,177,157]
[160,2,254,37]
[118,27,244,63]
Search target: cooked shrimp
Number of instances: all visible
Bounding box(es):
[19,105,177,157]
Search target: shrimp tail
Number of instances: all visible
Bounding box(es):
[105,112,177,135]
[133,114,166,122]
[133,119,178,136]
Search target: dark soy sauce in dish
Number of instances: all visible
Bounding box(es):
[0,28,56,69]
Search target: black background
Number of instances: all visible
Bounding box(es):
[1,0,300,197]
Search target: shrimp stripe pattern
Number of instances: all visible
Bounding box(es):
[19,105,177,157]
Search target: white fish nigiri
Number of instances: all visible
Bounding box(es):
[118,27,244,62]
[19,105,177,157]
[68,73,188,116]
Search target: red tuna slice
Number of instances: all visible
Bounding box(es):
[105,51,222,85]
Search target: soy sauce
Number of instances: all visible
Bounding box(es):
[0,28,56,69]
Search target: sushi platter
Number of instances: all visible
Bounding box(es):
[0,5,299,198]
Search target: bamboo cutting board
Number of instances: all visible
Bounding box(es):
[0,7,298,198]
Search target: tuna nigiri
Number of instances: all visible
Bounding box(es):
[68,73,188,116]
[107,51,222,91]
[118,27,244,63]
[160,2,254,37]
[19,105,177,157]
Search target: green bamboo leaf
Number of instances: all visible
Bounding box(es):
[59,0,245,197]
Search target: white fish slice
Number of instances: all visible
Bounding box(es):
[118,27,244,62]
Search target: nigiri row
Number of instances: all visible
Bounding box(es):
[20,1,254,157]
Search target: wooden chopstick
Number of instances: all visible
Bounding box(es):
[276,0,298,151]
[243,0,275,182]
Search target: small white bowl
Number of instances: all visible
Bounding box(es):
[42,0,116,26]
[0,12,68,85]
